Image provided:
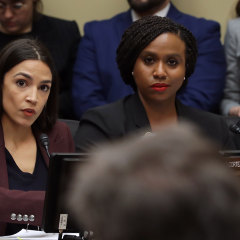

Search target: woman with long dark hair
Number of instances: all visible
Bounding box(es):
[0,0,81,119]
[0,38,74,235]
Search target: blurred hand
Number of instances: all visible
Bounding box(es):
[229,106,240,116]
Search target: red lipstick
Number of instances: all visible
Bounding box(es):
[151,83,169,92]
[22,108,36,117]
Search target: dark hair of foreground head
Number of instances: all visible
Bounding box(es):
[69,123,240,240]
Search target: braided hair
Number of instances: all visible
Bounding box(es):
[116,16,198,91]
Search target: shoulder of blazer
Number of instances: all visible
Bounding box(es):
[84,9,131,29]
[33,121,71,145]
[81,96,130,130]
[177,98,222,123]
[167,3,220,32]
[176,99,228,139]
[81,93,150,136]
[32,14,79,35]
[227,18,240,33]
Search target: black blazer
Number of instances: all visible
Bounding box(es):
[0,14,81,120]
[74,93,234,152]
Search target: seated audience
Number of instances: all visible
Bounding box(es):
[72,0,226,119]
[74,16,233,153]
[69,123,240,240]
[0,39,75,236]
[221,0,240,116]
[0,0,81,119]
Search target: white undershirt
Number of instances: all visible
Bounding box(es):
[131,2,171,22]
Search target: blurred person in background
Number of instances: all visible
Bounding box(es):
[69,123,240,240]
[72,0,225,119]
[221,0,240,116]
[0,0,81,120]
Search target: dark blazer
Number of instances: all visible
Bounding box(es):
[72,2,226,119]
[0,121,75,236]
[74,94,233,153]
[0,14,81,120]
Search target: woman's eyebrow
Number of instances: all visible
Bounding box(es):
[14,72,32,80]
[141,50,157,56]
[41,80,52,84]
[13,73,52,83]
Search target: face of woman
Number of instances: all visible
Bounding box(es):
[2,59,52,128]
[133,33,186,105]
[0,0,35,34]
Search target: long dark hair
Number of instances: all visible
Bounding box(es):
[33,0,43,20]
[236,0,240,17]
[0,38,59,131]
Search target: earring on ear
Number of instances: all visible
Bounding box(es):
[184,77,185,81]
[132,72,134,76]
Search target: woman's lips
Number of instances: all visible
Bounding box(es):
[22,108,36,117]
[151,83,169,92]
[6,22,15,27]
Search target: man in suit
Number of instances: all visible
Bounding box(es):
[72,0,226,119]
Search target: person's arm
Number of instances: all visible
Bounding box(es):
[220,117,235,150]
[72,23,109,120]
[177,20,226,112]
[0,188,45,226]
[220,21,240,116]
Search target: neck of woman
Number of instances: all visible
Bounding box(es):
[2,115,34,148]
[140,95,178,132]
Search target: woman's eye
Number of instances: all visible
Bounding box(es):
[13,3,23,9]
[168,59,178,66]
[40,85,50,92]
[144,57,154,64]
[16,80,26,87]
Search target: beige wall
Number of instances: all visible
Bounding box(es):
[42,0,239,43]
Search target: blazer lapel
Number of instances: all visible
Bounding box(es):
[167,2,182,22]
[0,123,8,188]
[128,93,152,135]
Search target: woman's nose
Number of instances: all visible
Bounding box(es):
[25,89,38,104]
[153,63,167,79]
[3,6,14,19]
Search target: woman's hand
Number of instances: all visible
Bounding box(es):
[229,106,240,116]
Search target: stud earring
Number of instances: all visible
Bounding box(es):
[184,77,185,81]
[132,72,134,76]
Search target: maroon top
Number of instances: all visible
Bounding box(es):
[0,121,75,236]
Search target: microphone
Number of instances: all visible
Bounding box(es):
[229,124,240,134]
[40,133,50,158]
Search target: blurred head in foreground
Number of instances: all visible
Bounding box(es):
[69,123,240,240]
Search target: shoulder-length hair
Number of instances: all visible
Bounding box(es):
[0,38,59,131]
[236,0,240,17]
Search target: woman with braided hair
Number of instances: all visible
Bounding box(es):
[74,16,234,152]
